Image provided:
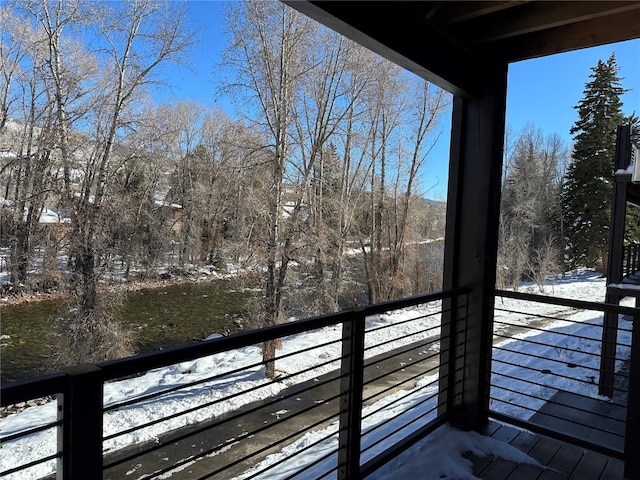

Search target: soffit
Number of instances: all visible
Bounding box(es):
[284,1,640,97]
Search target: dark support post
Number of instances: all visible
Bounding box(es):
[624,310,640,479]
[600,125,631,397]
[605,126,631,286]
[599,302,620,398]
[438,62,508,431]
[57,364,103,480]
[625,246,631,277]
[337,310,366,480]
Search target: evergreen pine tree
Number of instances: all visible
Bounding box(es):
[561,54,628,271]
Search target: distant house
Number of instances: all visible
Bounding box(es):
[37,207,71,243]
[0,198,71,244]
[38,207,71,224]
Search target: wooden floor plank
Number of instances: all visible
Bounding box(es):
[537,468,568,480]
[546,443,585,475]
[480,421,502,437]
[490,424,522,444]
[506,463,545,479]
[599,458,625,480]
[570,449,608,480]
[469,422,630,479]
[509,430,541,454]
[469,422,626,480]
[477,458,518,479]
[527,436,563,466]
[585,428,625,451]
[530,412,592,437]
[465,452,493,476]
[528,391,627,453]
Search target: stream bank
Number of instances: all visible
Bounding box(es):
[0,278,259,382]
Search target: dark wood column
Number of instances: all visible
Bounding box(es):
[439,63,508,431]
[600,125,632,397]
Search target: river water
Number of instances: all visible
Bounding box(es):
[0,281,256,383]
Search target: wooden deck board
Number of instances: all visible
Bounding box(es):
[466,452,493,476]
[601,457,625,479]
[479,420,502,437]
[546,443,585,474]
[528,391,626,453]
[488,424,521,444]
[476,457,519,478]
[468,421,626,480]
[537,468,569,480]
[509,429,541,453]
[570,449,609,479]
[527,436,563,465]
[506,463,547,479]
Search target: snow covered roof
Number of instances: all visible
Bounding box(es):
[154,193,182,210]
[38,208,71,224]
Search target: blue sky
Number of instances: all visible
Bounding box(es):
[159,1,640,200]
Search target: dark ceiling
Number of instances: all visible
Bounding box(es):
[284,1,640,97]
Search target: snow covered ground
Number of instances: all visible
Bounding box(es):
[0,270,631,479]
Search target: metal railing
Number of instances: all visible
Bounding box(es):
[490,289,640,472]
[1,288,464,480]
[623,244,640,278]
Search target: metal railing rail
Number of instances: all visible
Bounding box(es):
[360,306,455,460]
[623,243,640,278]
[492,289,640,477]
[1,288,465,480]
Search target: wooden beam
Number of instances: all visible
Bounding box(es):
[488,8,640,62]
[454,2,640,45]
[282,1,488,98]
[430,0,530,24]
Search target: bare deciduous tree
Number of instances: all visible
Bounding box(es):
[356,61,448,303]
[1,4,62,290]
[498,125,568,290]
[223,0,316,377]
[67,0,194,321]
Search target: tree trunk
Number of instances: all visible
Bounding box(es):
[601,247,609,277]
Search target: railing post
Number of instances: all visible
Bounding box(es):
[599,302,620,398]
[57,364,103,480]
[624,246,630,277]
[337,309,366,480]
[624,311,640,479]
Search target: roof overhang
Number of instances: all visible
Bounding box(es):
[283,1,640,98]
